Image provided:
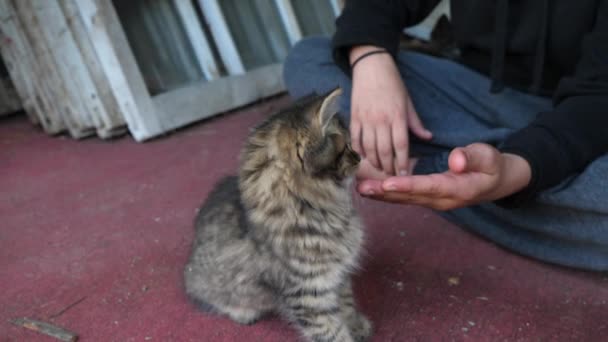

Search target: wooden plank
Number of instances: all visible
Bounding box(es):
[28,0,107,138]
[75,0,160,141]
[173,0,220,80]
[14,0,92,138]
[404,0,450,41]
[197,0,245,75]
[0,75,21,116]
[148,63,284,140]
[0,1,35,122]
[60,0,127,138]
[10,318,78,342]
[0,0,60,130]
[275,0,302,45]
[329,0,342,17]
[5,14,43,125]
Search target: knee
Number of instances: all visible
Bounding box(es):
[284,36,332,69]
[283,36,333,97]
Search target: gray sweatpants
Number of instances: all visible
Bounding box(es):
[283,37,608,271]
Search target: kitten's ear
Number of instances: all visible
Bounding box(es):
[316,88,342,134]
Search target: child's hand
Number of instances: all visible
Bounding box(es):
[349,45,432,176]
[357,143,532,210]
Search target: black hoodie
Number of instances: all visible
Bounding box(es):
[332,0,608,205]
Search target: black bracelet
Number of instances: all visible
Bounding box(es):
[350,49,390,70]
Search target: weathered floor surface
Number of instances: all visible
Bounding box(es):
[2,96,606,341]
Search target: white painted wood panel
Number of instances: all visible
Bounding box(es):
[16,0,93,138]
[0,76,21,116]
[151,63,284,136]
[2,0,69,134]
[329,0,342,17]
[75,0,160,141]
[173,0,220,80]
[28,0,106,138]
[404,0,450,41]
[60,0,127,138]
[275,0,302,45]
[0,1,42,124]
[2,0,340,141]
[198,0,245,75]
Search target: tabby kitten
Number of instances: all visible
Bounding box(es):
[184,88,372,342]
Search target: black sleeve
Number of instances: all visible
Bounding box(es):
[331,0,441,76]
[497,1,608,207]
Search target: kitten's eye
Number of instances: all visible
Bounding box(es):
[335,145,346,162]
[297,151,304,164]
[332,133,345,150]
[296,145,305,170]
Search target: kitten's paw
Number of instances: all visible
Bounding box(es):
[350,314,373,342]
[224,307,263,325]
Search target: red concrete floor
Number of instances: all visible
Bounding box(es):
[1,96,607,342]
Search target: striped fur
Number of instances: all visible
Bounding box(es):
[184,89,372,341]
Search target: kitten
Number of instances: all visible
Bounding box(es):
[183,88,372,342]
